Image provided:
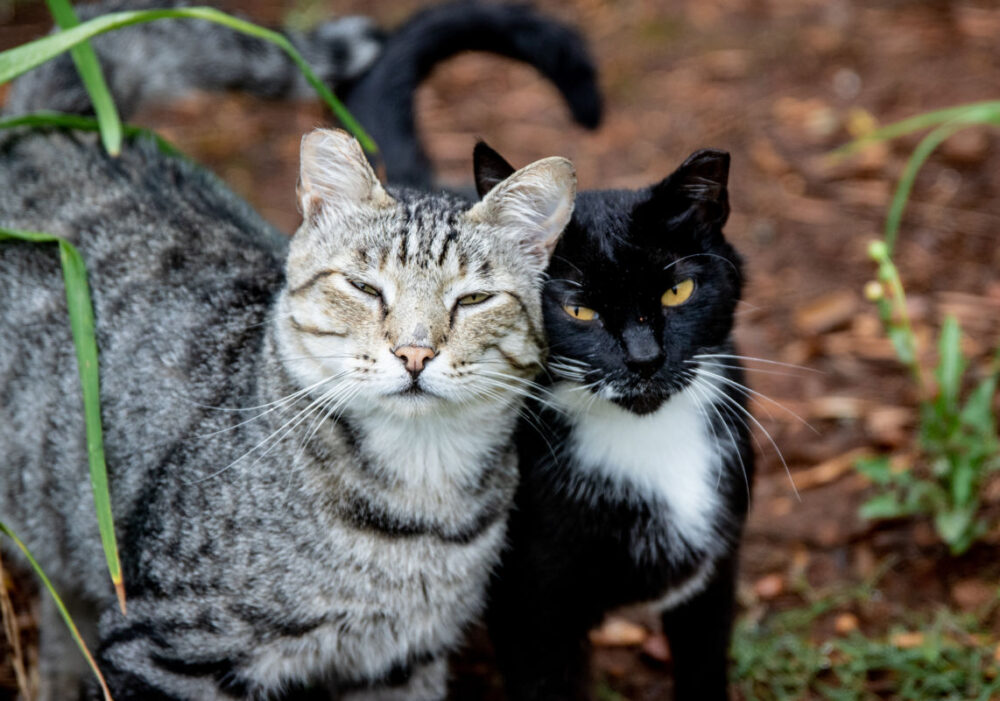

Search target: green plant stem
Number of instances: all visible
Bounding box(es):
[44,0,123,156]
[835,99,1000,156]
[0,6,377,153]
[0,521,113,701]
[884,121,974,253]
[0,227,124,615]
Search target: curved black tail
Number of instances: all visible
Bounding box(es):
[342,1,603,188]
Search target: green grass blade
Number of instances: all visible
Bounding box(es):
[884,119,977,252]
[0,227,125,615]
[835,99,1000,156]
[43,0,123,156]
[0,521,113,701]
[0,7,377,153]
[936,315,964,410]
[0,111,184,157]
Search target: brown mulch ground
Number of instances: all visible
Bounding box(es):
[2,0,1000,698]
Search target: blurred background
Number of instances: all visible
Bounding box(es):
[1,1,999,698]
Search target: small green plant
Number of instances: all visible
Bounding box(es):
[841,101,1000,554]
[731,584,1000,700]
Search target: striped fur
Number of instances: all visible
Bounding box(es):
[0,127,574,699]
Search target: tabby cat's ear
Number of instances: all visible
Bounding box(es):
[297,128,394,220]
[473,141,517,198]
[467,156,576,266]
[655,148,730,227]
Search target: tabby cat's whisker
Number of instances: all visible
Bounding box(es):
[189,379,353,484]
[181,371,343,413]
[191,372,351,442]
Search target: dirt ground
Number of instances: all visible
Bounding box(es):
[2,0,1000,699]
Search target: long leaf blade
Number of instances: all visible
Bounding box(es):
[44,0,123,155]
[0,227,124,614]
[0,521,113,701]
[0,7,377,153]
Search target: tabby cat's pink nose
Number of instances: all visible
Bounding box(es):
[394,346,435,375]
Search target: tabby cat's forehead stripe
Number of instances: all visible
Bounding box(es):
[288,269,336,297]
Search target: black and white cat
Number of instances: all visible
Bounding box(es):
[475,143,754,701]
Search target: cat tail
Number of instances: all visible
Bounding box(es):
[2,0,385,118]
[341,1,603,188]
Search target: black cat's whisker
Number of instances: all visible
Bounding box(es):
[695,366,818,435]
[694,377,800,500]
[686,359,810,380]
[662,252,741,278]
[683,375,743,494]
[693,353,822,374]
[551,255,585,277]
[682,379,729,492]
[545,277,583,289]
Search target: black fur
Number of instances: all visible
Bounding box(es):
[478,143,754,700]
[343,1,603,187]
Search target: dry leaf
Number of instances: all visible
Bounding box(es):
[891,631,925,649]
[834,613,859,635]
[589,617,648,647]
[753,573,785,600]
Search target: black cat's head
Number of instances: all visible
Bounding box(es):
[474,142,744,415]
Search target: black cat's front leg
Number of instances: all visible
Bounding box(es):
[659,556,737,701]
[489,596,592,701]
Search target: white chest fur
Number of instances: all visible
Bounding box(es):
[552,382,725,555]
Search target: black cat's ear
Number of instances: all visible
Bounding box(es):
[473,141,517,199]
[655,148,730,227]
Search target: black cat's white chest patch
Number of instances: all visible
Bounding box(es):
[552,382,726,556]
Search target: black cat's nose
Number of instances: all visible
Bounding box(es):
[623,325,664,379]
[394,345,435,378]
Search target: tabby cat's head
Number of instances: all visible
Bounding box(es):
[278,129,575,417]
[475,143,743,416]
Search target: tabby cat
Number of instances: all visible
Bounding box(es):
[0,125,575,699]
[474,143,753,701]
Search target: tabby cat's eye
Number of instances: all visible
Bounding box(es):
[563,304,598,321]
[350,280,381,297]
[457,292,492,306]
[662,278,695,307]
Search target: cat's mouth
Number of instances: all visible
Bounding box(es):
[393,381,437,401]
[605,377,679,415]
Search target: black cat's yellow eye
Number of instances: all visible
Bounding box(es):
[662,279,695,307]
[563,304,598,321]
[458,292,492,306]
[350,280,381,296]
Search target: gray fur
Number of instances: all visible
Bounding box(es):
[0,127,574,699]
[3,0,382,118]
